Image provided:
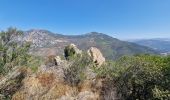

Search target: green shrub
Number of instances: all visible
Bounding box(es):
[115,55,166,99]
[152,86,170,99]
[64,45,76,60]
[93,54,170,99]
[64,52,92,86]
[0,28,31,75]
[92,60,115,78]
[26,56,43,73]
[110,55,169,99]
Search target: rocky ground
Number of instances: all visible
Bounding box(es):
[0,44,118,100]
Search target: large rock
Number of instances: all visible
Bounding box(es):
[69,43,82,54]
[64,44,82,59]
[87,47,105,66]
[45,55,64,67]
[54,56,63,66]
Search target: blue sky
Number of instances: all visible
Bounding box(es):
[0,0,170,39]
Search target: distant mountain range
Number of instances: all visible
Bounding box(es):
[18,29,158,60]
[129,38,170,55]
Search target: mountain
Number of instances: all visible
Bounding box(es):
[21,29,158,60]
[129,38,170,54]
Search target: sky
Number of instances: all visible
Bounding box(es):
[0,0,170,39]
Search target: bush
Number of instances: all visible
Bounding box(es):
[93,54,170,99]
[0,28,31,75]
[64,52,92,86]
[152,86,170,99]
[105,55,170,99]
[115,55,167,99]
[92,60,115,78]
[26,56,43,73]
[64,45,76,60]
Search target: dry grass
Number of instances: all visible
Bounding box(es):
[78,80,92,92]
[37,72,55,87]
[44,55,55,64]
[12,71,78,100]
[41,83,77,99]
[12,91,25,100]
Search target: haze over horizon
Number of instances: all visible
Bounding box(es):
[0,0,170,39]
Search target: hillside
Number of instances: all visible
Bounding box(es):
[129,38,170,54]
[1,28,169,100]
[21,30,158,60]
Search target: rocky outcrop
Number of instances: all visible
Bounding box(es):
[87,47,105,66]
[45,55,64,67]
[64,43,82,59]
[8,45,118,100]
[54,56,63,66]
[69,43,82,54]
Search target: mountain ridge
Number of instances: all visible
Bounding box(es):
[129,38,170,54]
[20,29,158,60]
